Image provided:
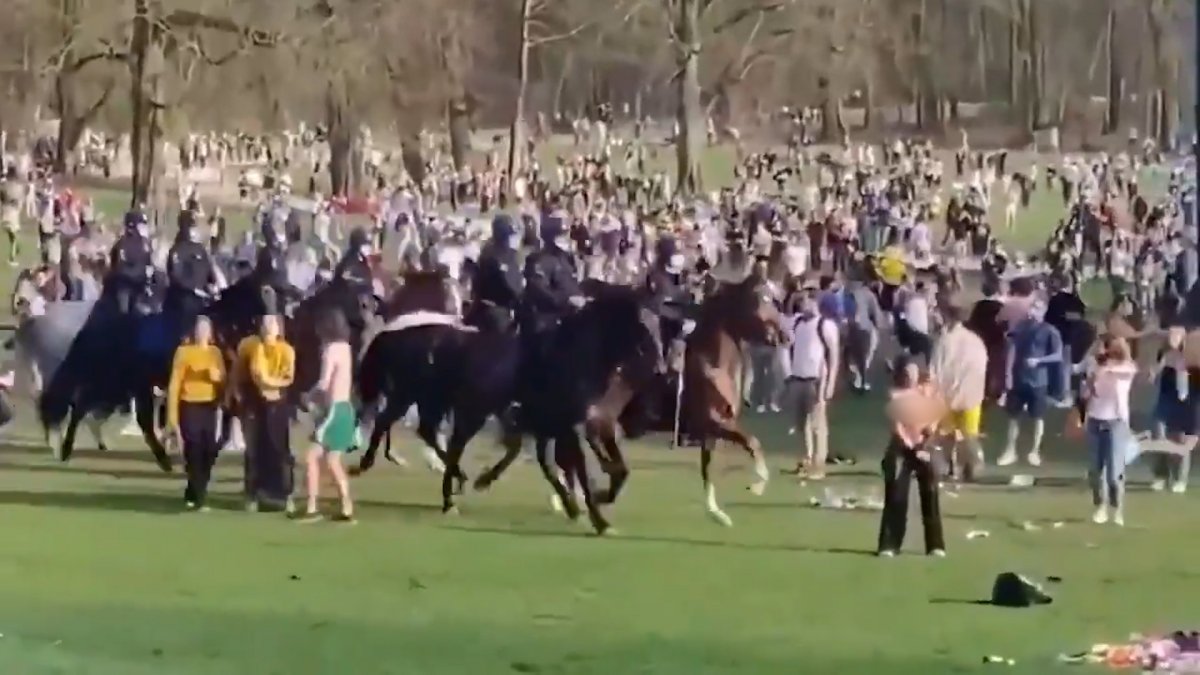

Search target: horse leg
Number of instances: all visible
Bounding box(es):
[121,398,141,436]
[137,390,172,473]
[57,405,85,463]
[356,400,406,474]
[700,435,733,527]
[712,421,769,497]
[414,407,449,475]
[86,415,108,452]
[535,434,579,520]
[584,417,628,506]
[441,413,487,514]
[562,429,611,536]
[473,416,524,491]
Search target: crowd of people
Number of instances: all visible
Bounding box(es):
[0,115,1195,552]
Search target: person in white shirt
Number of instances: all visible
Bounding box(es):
[1083,335,1137,526]
[901,281,933,365]
[783,289,840,479]
[929,306,988,481]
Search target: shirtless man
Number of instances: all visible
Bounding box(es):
[299,311,357,523]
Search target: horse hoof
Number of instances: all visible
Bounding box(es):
[748,481,767,497]
[564,503,582,521]
[348,466,364,477]
[707,510,734,527]
[595,524,618,537]
[550,495,564,513]
[595,490,615,505]
[443,505,460,517]
[473,476,494,492]
[97,444,109,453]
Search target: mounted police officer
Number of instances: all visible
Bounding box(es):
[517,212,585,399]
[253,221,297,315]
[467,213,524,332]
[108,209,154,314]
[165,212,216,326]
[334,226,374,293]
[645,235,695,360]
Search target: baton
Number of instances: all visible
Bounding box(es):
[671,344,686,448]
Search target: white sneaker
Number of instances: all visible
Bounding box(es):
[1112,510,1125,527]
[997,449,1018,467]
[1151,479,1167,492]
[768,403,782,413]
[755,405,766,414]
[1171,482,1188,494]
[1026,452,1042,467]
[929,549,946,558]
[877,550,896,558]
[1091,507,1109,524]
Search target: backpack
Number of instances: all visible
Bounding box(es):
[791,314,833,379]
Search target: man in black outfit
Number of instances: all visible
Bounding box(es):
[468,213,524,333]
[877,358,945,558]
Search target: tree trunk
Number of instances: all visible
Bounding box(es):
[819,76,845,142]
[506,0,532,197]
[129,0,161,209]
[326,82,352,198]
[674,0,703,197]
[1103,3,1121,134]
[1007,0,1020,110]
[400,131,426,185]
[1146,0,1178,148]
[447,96,471,171]
[54,74,82,176]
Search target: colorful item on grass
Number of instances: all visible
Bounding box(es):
[1058,631,1200,671]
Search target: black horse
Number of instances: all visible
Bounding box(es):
[355,279,663,534]
[39,271,375,470]
[470,283,664,534]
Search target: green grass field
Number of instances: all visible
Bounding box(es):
[0,153,1186,673]
[0,397,1194,675]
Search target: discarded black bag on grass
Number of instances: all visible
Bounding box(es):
[991,572,1053,607]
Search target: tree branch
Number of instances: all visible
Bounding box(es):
[710,1,785,36]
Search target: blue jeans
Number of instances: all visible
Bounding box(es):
[1086,418,1128,509]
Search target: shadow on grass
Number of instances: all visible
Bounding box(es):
[439,523,877,557]
[0,444,155,463]
[0,488,186,514]
[0,460,188,483]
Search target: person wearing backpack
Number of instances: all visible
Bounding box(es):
[784,288,840,479]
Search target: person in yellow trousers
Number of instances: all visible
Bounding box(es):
[930,305,988,482]
[165,315,225,511]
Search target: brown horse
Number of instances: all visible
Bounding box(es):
[682,275,786,526]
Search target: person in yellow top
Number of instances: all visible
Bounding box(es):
[873,231,908,311]
[240,313,297,514]
[165,315,225,510]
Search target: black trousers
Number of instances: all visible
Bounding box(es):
[249,399,294,504]
[877,438,945,554]
[180,401,219,504]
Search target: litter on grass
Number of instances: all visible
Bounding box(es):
[807,488,884,511]
[1058,631,1200,671]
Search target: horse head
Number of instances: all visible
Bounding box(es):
[703,276,786,347]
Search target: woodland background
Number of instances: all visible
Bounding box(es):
[0,0,1195,198]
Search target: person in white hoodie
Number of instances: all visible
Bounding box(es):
[930,306,988,481]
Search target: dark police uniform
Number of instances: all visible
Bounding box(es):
[108,217,154,314]
[517,215,582,399]
[166,225,216,323]
[333,228,374,293]
[253,232,295,315]
[645,253,692,356]
[468,214,523,332]
[520,219,581,336]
